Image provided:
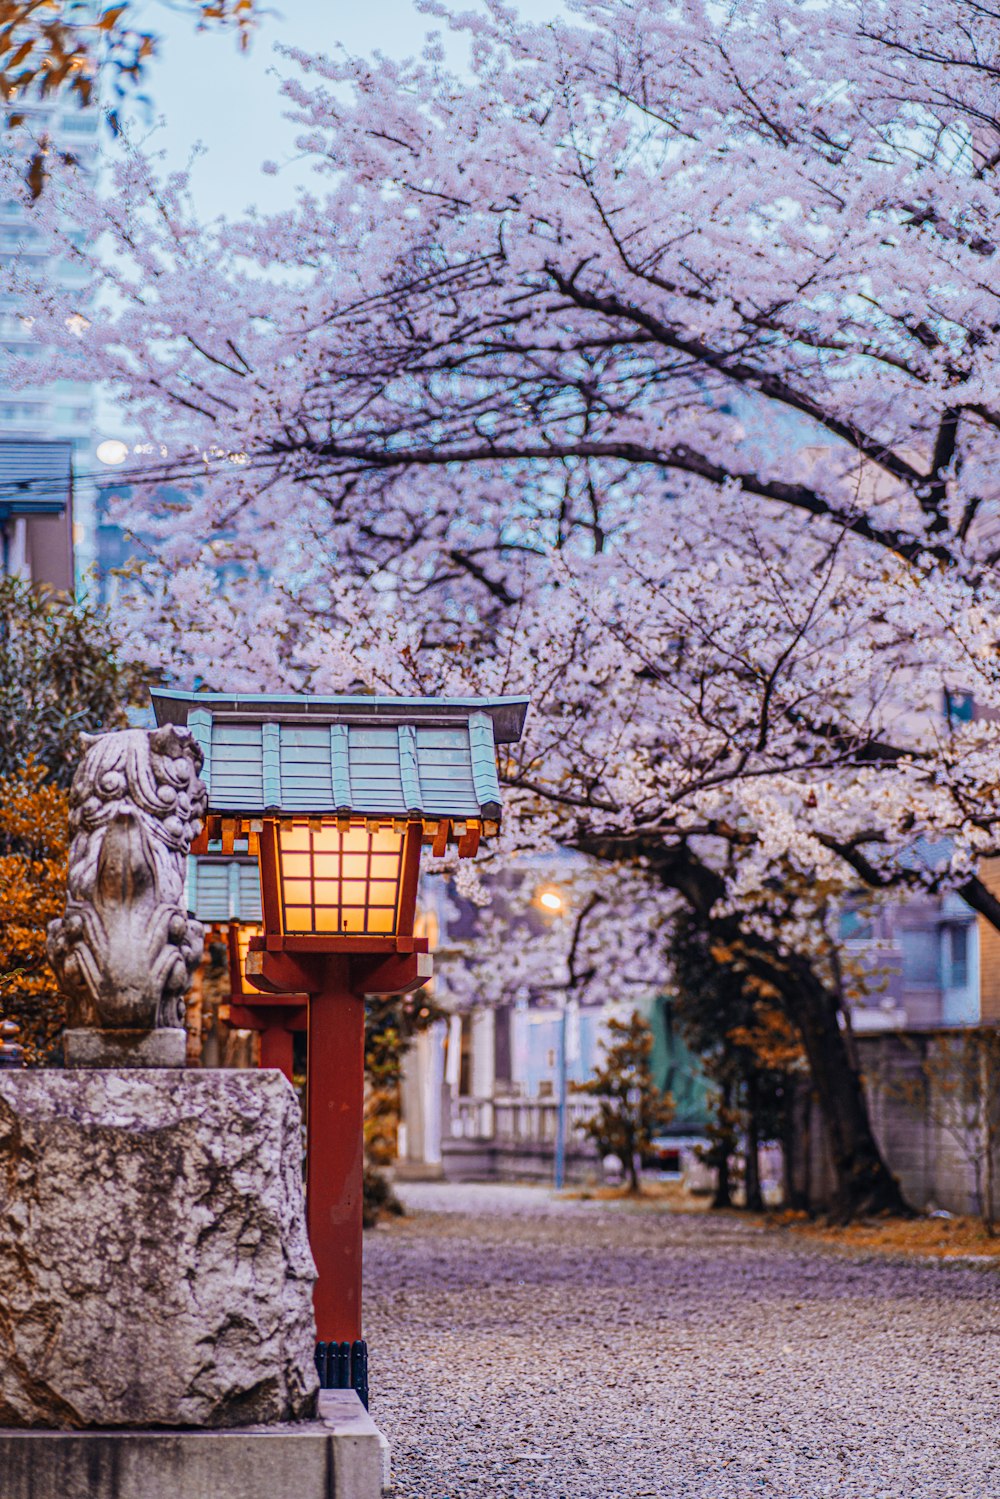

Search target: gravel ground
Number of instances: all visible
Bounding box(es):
[364,1183,1000,1499]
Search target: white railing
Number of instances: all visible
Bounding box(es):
[448,1093,601,1146]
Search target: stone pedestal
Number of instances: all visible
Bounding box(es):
[0,1069,318,1429]
[62,1027,187,1068]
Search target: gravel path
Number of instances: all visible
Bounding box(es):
[364,1183,1000,1499]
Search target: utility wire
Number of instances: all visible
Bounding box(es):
[0,449,289,498]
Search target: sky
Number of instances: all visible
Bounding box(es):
[127,0,564,220]
[93,0,565,446]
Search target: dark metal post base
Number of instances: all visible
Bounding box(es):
[315,1339,368,1409]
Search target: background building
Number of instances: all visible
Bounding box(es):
[0,98,101,586]
[0,437,74,589]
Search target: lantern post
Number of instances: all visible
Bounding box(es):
[226,919,307,1082]
[155,690,528,1398]
[185,853,306,1082]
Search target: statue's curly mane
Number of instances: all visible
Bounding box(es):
[48,725,208,1034]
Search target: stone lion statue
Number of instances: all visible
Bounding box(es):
[48,724,208,1035]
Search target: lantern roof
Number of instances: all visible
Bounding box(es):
[186,855,262,923]
[150,690,529,823]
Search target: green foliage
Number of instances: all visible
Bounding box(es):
[0,580,145,1063]
[574,1010,674,1193]
[670,911,804,1209]
[0,576,146,786]
[362,988,446,1226]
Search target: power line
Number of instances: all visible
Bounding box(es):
[0,449,288,498]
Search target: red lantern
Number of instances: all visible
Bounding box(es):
[154,690,528,1378]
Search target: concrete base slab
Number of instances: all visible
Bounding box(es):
[0,1391,389,1499]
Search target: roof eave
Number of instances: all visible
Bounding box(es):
[150,689,530,743]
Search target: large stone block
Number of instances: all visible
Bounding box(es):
[0,1069,318,1429]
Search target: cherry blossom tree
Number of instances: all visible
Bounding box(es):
[8,0,1000,1212]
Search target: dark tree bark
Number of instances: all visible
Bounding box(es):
[712,1078,734,1211]
[744,1074,764,1212]
[713,1154,732,1209]
[649,843,910,1221]
[625,1129,640,1195]
[781,1081,810,1212]
[766,948,908,1220]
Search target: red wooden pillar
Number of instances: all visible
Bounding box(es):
[259,1023,295,1082]
[246,937,426,1351]
[307,958,366,1344]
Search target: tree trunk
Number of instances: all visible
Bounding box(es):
[766,948,909,1220]
[712,1080,733,1209]
[663,848,907,1220]
[744,1073,764,1212]
[712,1150,731,1209]
[625,1118,640,1193]
[781,1080,809,1212]
[583,840,911,1221]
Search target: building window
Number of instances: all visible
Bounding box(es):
[840,909,874,943]
[944,925,969,989]
[900,929,940,986]
[944,689,974,725]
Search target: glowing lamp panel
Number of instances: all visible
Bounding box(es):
[236,922,261,973]
[279,823,405,936]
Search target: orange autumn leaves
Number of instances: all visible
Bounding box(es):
[0,758,69,1063]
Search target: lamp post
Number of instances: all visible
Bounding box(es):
[225,917,307,1081]
[154,689,528,1396]
[186,852,306,1079]
[535,884,572,1191]
[554,993,569,1191]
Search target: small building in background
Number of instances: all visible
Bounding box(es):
[843,890,979,1033]
[0,438,74,591]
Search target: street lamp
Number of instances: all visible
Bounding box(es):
[154,689,529,1400]
[262,819,420,940]
[535,882,572,1191]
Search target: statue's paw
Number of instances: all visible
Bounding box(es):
[167,912,188,945]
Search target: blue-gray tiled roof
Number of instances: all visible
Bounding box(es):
[0,439,73,516]
[151,691,528,822]
[186,856,262,922]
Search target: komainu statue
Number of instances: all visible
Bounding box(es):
[47,725,208,1067]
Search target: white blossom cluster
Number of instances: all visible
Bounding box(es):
[5,0,1000,968]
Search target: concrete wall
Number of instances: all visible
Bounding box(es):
[799,1028,1000,1217]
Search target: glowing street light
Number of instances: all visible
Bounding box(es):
[95,438,128,466]
[534,881,573,1190]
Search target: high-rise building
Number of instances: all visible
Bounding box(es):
[0,96,101,587]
